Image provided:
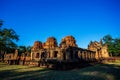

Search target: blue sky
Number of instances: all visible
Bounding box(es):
[1,0,120,48]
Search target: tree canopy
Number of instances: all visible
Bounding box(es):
[18,46,32,53]
[0,20,19,53]
[103,35,120,56]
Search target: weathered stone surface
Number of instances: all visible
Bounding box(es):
[88,41,101,51]
[88,40,109,59]
[43,37,58,49]
[60,36,77,48]
[32,41,43,50]
[3,36,109,68]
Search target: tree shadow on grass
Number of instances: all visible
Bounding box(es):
[0,66,49,80]
[75,63,120,80]
[0,63,9,68]
[0,63,120,80]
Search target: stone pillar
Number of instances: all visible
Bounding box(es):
[92,52,94,60]
[98,50,101,59]
[66,51,69,60]
[89,52,91,60]
[90,52,91,60]
[91,52,93,61]
[98,50,100,59]
[84,51,87,60]
[86,51,88,61]
[59,50,63,60]
[61,50,64,60]
[93,52,96,60]
[82,51,85,60]
[31,52,32,60]
[31,52,34,60]
[91,52,93,60]
[95,49,99,59]
[87,52,90,60]
[100,50,102,59]
[92,52,94,61]
[85,51,88,61]
[50,50,53,58]
[80,51,82,59]
[78,51,81,59]
[47,51,50,58]
[57,50,61,60]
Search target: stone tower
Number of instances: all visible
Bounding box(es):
[60,36,78,48]
[88,39,109,59]
[32,41,43,50]
[43,37,58,49]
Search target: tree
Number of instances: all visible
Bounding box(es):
[18,46,26,53]
[18,46,32,53]
[0,20,19,61]
[0,20,3,27]
[18,46,32,57]
[103,35,113,56]
[103,34,113,44]
[103,34,120,56]
[26,46,32,53]
[114,38,120,56]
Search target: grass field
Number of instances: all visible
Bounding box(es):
[0,61,120,80]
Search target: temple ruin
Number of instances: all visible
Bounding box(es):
[3,35,109,69]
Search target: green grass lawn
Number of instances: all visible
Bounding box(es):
[0,61,120,80]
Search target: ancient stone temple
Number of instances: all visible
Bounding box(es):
[88,39,109,59]
[31,36,98,64]
[3,35,109,68]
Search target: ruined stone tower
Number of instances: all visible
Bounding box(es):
[88,39,109,59]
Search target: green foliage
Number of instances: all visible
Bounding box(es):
[103,35,120,56]
[0,20,19,53]
[113,38,120,56]
[0,20,3,27]
[103,34,113,43]
[18,46,32,53]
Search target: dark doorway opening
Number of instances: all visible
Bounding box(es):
[36,53,40,58]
